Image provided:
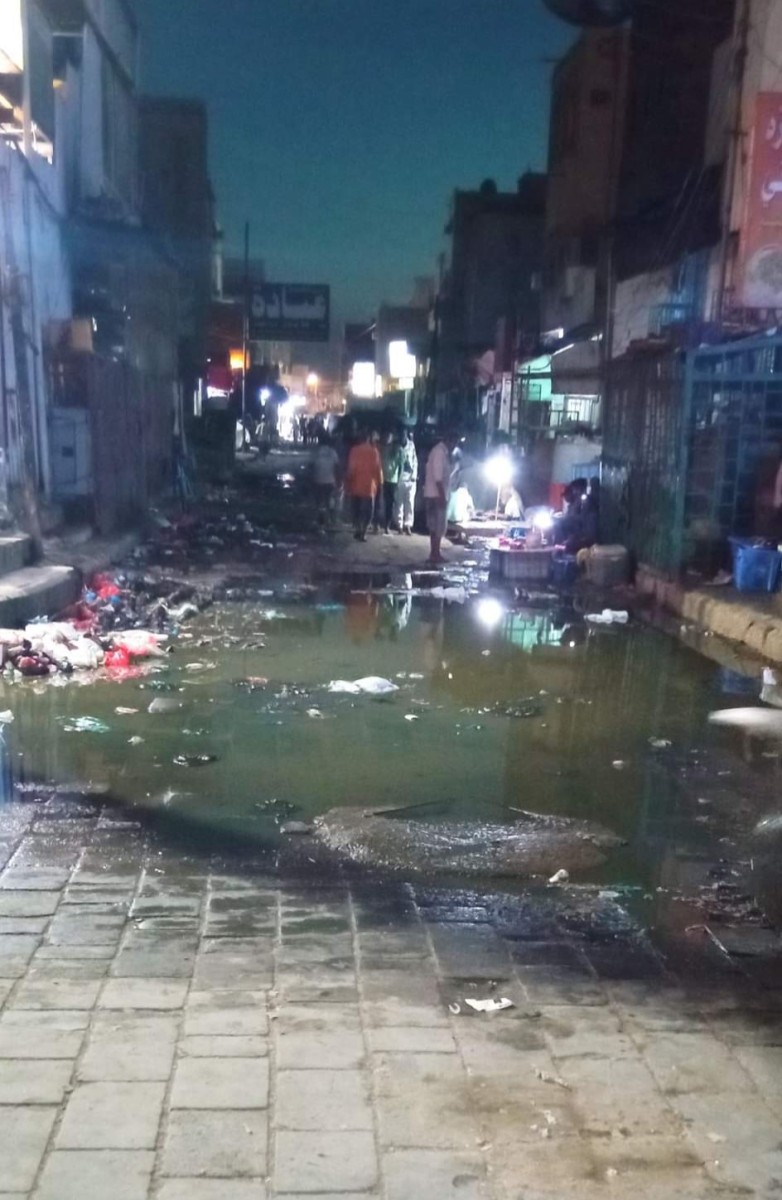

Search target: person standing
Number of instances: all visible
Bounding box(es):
[395,428,418,535]
[380,432,401,534]
[346,430,383,541]
[423,430,457,565]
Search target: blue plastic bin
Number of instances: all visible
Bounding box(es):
[730,538,782,593]
[551,553,579,586]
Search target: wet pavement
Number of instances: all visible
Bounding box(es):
[0,461,781,1197]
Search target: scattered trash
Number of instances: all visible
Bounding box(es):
[709,707,782,736]
[305,708,325,719]
[173,754,218,767]
[280,821,315,835]
[128,736,145,746]
[0,710,14,723]
[649,738,672,749]
[148,698,182,714]
[59,716,110,734]
[585,609,629,626]
[463,997,515,1013]
[115,707,139,716]
[548,869,570,884]
[612,760,627,770]
[535,1069,571,1090]
[328,676,399,696]
[404,714,419,722]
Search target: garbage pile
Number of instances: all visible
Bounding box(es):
[0,570,211,680]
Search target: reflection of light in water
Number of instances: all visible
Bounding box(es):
[475,597,505,630]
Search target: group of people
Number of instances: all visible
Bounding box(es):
[311,427,458,566]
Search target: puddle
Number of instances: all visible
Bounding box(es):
[0,577,779,937]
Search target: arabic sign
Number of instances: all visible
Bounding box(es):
[249,284,330,342]
[742,93,782,309]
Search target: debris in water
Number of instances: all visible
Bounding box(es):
[404,714,419,722]
[548,869,570,885]
[173,754,218,768]
[585,609,629,626]
[328,677,399,696]
[128,736,144,746]
[612,760,627,770]
[305,708,325,719]
[148,697,182,714]
[707,1132,727,1145]
[115,707,139,715]
[649,737,672,749]
[280,821,315,835]
[0,710,13,723]
[59,716,110,734]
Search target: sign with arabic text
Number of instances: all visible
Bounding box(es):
[249,284,330,342]
[742,93,782,309]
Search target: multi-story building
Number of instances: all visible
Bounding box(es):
[432,173,547,426]
[0,0,200,535]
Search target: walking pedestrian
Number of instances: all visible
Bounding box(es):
[381,432,401,534]
[423,429,458,565]
[395,427,418,535]
[312,432,341,526]
[346,430,383,541]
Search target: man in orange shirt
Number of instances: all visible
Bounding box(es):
[346,431,383,541]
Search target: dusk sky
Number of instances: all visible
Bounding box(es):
[137,1,573,323]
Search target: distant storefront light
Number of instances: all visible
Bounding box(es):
[350,361,376,399]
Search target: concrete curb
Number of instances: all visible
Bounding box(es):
[638,564,782,665]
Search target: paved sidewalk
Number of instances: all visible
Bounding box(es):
[1,796,781,1199]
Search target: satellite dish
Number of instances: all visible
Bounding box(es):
[543,0,633,26]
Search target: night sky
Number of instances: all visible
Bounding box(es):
[136,1,573,323]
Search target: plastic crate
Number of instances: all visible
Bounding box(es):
[490,546,553,582]
[729,538,782,593]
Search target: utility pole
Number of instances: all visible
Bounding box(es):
[241,220,250,444]
[716,0,751,328]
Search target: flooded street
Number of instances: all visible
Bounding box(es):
[1,481,781,1199]
[2,556,778,935]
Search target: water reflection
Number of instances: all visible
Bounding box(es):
[0,584,770,917]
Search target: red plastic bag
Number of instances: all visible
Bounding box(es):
[97,583,121,600]
[104,647,131,669]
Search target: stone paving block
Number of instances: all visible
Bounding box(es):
[362,997,451,1029]
[277,1023,365,1070]
[181,1035,268,1057]
[0,1057,73,1102]
[516,965,608,1006]
[28,957,109,980]
[676,1091,782,1195]
[0,931,39,962]
[111,936,197,979]
[0,977,12,1005]
[99,977,188,1010]
[9,977,101,1010]
[640,1031,756,1096]
[277,935,354,966]
[0,1106,58,1191]
[276,1068,373,1130]
[368,1025,456,1054]
[563,1055,682,1136]
[184,991,268,1037]
[274,969,359,1004]
[274,1130,377,1193]
[157,1182,266,1200]
[0,1008,86,1057]
[62,888,132,908]
[542,1005,637,1059]
[170,1056,269,1109]
[590,1134,722,1197]
[358,929,429,957]
[35,1149,154,1200]
[34,942,117,961]
[359,968,441,1007]
[56,1081,166,1148]
[0,915,48,934]
[732,1043,782,1095]
[374,1052,479,1149]
[383,1148,486,1200]
[0,869,70,891]
[161,1109,267,1177]
[78,1012,178,1081]
[47,911,125,945]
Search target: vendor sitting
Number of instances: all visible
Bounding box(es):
[502,485,525,521]
[558,477,599,554]
[447,484,476,544]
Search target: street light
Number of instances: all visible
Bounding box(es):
[483,452,514,520]
[306,372,319,389]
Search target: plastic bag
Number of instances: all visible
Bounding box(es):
[114,631,166,659]
[105,647,131,669]
[328,677,399,696]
